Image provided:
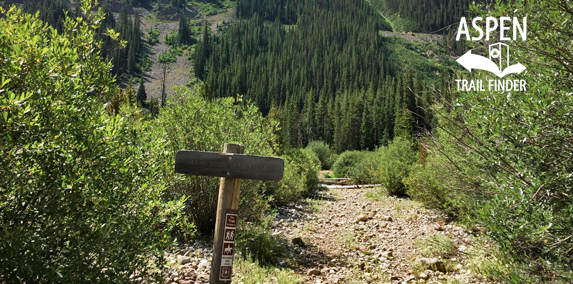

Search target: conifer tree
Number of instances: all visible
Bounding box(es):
[177,13,193,45]
[136,79,147,106]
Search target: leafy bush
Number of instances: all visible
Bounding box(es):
[158,50,177,63]
[150,86,319,231]
[148,86,277,233]
[235,215,285,264]
[332,151,366,178]
[407,1,573,280]
[164,30,178,46]
[0,2,188,282]
[271,148,320,206]
[405,152,470,217]
[146,28,161,45]
[375,137,417,195]
[348,151,380,184]
[305,140,333,170]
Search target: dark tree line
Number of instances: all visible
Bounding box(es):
[18,0,145,79]
[194,0,443,152]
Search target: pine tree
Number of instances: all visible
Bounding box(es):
[194,22,210,80]
[136,79,147,106]
[178,13,192,45]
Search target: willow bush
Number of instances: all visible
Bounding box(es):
[0,2,189,282]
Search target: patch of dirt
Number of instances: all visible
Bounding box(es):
[380,31,442,44]
[137,5,234,102]
[272,186,493,284]
[206,7,236,33]
[140,19,192,102]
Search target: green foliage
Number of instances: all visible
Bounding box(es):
[404,0,573,280]
[347,151,380,185]
[148,86,319,234]
[232,251,305,283]
[368,0,471,33]
[235,216,285,264]
[413,234,458,273]
[375,137,417,195]
[193,0,235,16]
[304,140,333,170]
[139,52,152,72]
[148,86,277,233]
[0,2,188,282]
[271,148,320,206]
[146,28,161,45]
[164,29,179,46]
[417,234,457,258]
[137,79,147,105]
[158,50,177,63]
[331,151,366,178]
[405,152,470,217]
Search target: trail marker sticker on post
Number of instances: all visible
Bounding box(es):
[174,144,284,284]
[219,209,237,281]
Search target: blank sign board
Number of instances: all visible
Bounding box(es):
[175,150,284,181]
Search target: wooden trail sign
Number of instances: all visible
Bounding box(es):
[175,150,284,181]
[174,144,284,284]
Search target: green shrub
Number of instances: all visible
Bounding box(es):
[405,153,469,217]
[164,29,178,46]
[305,140,332,170]
[0,2,188,282]
[235,215,285,264]
[149,86,278,233]
[348,151,380,184]
[146,28,161,45]
[271,148,320,206]
[375,137,417,195]
[158,50,177,63]
[332,150,366,178]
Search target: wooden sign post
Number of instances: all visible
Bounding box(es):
[175,143,284,284]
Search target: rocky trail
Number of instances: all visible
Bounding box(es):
[162,185,494,284]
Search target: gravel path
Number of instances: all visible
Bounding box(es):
[160,185,494,284]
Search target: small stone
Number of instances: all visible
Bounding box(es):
[417,272,429,279]
[358,262,366,270]
[177,255,191,265]
[357,215,369,222]
[419,258,446,272]
[292,237,306,247]
[307,268,321,276]
[383,216,393,221]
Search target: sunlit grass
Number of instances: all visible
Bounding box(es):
[232,253,304,284]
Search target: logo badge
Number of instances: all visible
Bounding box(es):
[456,43,526,78]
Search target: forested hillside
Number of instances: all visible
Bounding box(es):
[19,0,146,79]
[368,0,471,32]
[196,0,452,152]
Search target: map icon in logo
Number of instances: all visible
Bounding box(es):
[457,42,526,78]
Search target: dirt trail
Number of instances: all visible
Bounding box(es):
[272,185,491,284]
[161,184,495,284]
